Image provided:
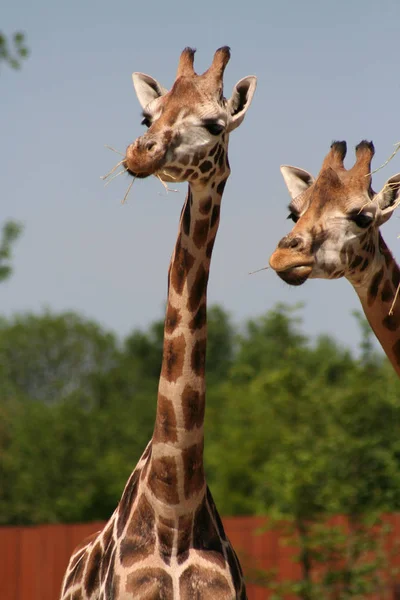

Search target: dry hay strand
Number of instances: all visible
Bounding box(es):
[368,141,400,177]
[389,283,400,316]
[155,173,178,194]
[248,266,269,275]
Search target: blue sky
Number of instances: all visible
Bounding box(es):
[2,0,400,353]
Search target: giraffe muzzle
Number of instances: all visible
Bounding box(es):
[269,249,314,286]
[124,137,167,178]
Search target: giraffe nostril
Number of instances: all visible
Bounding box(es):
[289,237,301,249]
[145,140,157,152]
[278,235,303,250]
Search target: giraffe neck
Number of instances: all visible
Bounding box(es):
[349,234,400,375]
[148,152,230,511]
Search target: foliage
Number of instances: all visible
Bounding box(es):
[1,303,400,596]
[0,221,23,283]
[0,32,29,70]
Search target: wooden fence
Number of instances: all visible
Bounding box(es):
[2,516,400,599]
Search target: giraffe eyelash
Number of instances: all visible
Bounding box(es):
[348,212,374,228]
[287,212,299,223]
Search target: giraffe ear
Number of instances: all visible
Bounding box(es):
[226,76,257,132]
[376,173,400,225]
[280,166,315,199]
[132,72,168,109]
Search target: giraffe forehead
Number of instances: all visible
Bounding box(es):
[298,171,373,217]
[156,78,226,122]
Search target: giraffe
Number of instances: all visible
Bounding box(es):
[60,47,256,599]
[269,140,400,376]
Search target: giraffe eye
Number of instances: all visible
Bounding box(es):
[350,213,373,228]
[141,115,152,128]
[204,122,224,136]
[287,212,299,223]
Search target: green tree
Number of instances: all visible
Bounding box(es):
[0,221,23,283]
[0,32,28,70]
[0,311,118,403]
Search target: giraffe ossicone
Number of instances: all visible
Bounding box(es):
[269,140,400,375]
[60,47,256,599]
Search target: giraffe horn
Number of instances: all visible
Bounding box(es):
[203,46,231,83]
[320,140,347,172]
[176,47,196,78]
[350,140,375,183]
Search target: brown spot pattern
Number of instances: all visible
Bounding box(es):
[117,470,140,537]
[157,515,174,564]
[153,394,178,443]
[121,494,156,566]
[200,160,213,173]
[216,177,228,196]
[193,217,210,249]
[184,168,194,179]
[165,304,181,334]
[84,542,102,596]
[383,314,400,332]
[225,545,244,593]
[179,564,232,599]
[392,339,400,366]
[63,554,85,590]
[214,146,222,164]
[104,549,117,599]
[189,302,207,331]
[209,143,219,157]
[182,384,205,430]
[210,204,220,229]
[350,255,363,270]
[161,334,186,383]
[69,548,86,571]
[177,513,193,565]
[182,197,191,236]
[206,236,216,259]
[192,153,200,167]
[182,442,205,498]
[218,148,225,168]
[126,568,173,599]
[167,166,182,178]
[206,487,227,542]
[188,264,208,312]
[199,196,212,214]
[148,455,179,504]
[381,280,394,303]
[192,497,225,567]
[368,267,384,307]
[170,235,195,295]
[99,523,114,581]
[191,338,207,377]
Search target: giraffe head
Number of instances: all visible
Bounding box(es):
[269,141,400,286]
[123,46,256,184]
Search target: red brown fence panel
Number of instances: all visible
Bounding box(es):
[1,516,400,599]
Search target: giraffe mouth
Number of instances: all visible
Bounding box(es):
[124,142,168,179]
[275,264,313,286]
[124,164,151,179]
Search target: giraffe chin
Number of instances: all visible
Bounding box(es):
[276,265,313,286]
[126,168,150,179]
